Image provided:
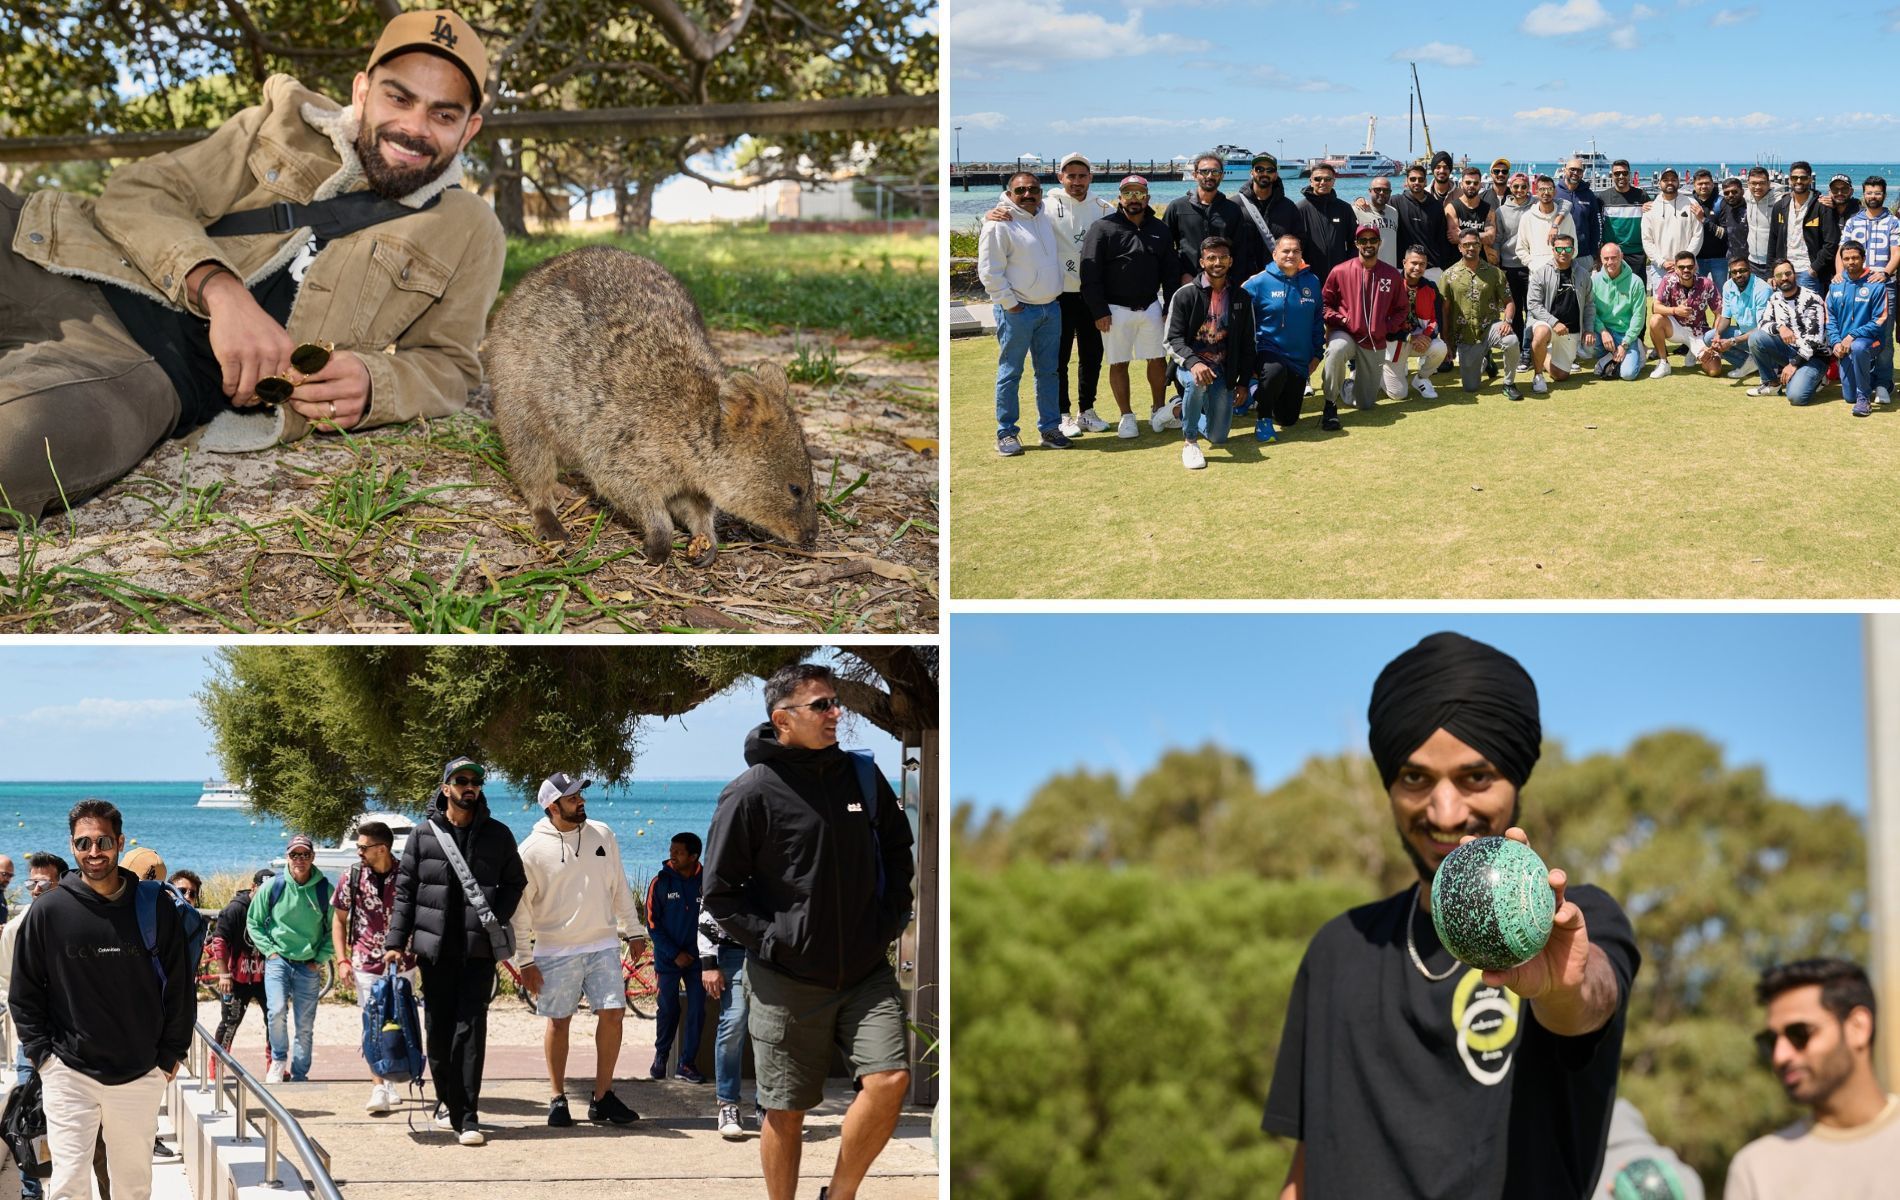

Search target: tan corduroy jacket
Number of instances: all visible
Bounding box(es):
[10,73,505,446]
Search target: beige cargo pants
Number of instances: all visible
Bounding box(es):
[0,184,179,523]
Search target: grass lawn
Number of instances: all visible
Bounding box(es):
[505,225,935,350]
[949,336,1900,599]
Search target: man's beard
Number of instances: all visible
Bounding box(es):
[356,123,454,199]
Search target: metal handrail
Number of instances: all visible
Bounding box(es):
[185,1020,341,1199]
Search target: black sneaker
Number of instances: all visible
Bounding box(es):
[1320,400,1342,432]
[649,1056,667,1080]
[547,1095,573,1128]
[1502,382,1524,401]
[152,1138,181,1163]
[677,1063,708,1085]
[1484,356,1499,380]
[1039,429,1074,449]
[589,1090,640,1125]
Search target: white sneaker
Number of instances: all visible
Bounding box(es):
[1078,409,1111,432]
[1181,441,1206,470]
[1649,359,1672,379]
[1413,376,1438,400]
[1747,384,1781,397]
[718,1102,744,1140]
[1879,387,1893,406]
[366,1084,393,1115]
[1532,374,1549,395]
[1116,412,1139,439]
[433,1107,457,1133]
[1150,402,1181,432]
[458,1122,485,1147]
[1726,364,1751,379]
[1057,414,1082,438]
[265,1062,285,1085]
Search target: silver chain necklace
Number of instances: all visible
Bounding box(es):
[1405,883,1460,982]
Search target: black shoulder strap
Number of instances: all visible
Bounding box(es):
[206,188,445,240]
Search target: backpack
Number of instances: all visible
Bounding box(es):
[360,972,425,1085]
[1,1070,50,1180]
[267,871,333,915]
[134,880,208,992]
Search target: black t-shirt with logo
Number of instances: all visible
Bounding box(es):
[103,233,326,436]
[1551,275,1582,332]
[1262,883,1638,1199]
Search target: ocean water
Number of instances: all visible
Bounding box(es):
[951,161,1900,229]
[0,779,734,890]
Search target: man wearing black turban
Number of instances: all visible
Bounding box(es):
[1262,632,1640,1200]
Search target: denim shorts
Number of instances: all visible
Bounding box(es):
[535,946,625,1018]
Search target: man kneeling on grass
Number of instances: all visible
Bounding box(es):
[1164,237,1257,471]
[0,8,504,526]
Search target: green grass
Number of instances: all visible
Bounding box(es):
[949,337,1900,598]
[503,225,934,348]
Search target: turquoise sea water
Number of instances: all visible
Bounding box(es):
[951,161,1900,229]
[0,779,732,889]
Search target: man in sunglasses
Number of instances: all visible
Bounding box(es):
[8,800,195,1200]
[704,663,915,1200]
[1769,162,1840,296]
[1265,633,1638,1199]
[1726,958,1896,1198]
[977,171,1068,456]
[331,821,417,1115]
[384,756,527,1146]
[0,853,67,1200]
[1236,153,1304,261]
[1602,160,1652,282]
[1,9,505,525]
[248,833,336,1084]
[1164,153,1268,292]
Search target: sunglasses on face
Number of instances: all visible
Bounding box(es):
[1009,186,1042,197]
[778,696,844,714]
[1555,246,1575,254]
[253,341,334,406]
[28,878,53,895]
[355,841,385,854]
[1120,190,1149,200]
[72,835,119,853]
[1370,187,1391,194]
[1755,1021,1819,1062]
[450,776,480,788]
[1791,173,1812,182]
[287,850,314,861]
[1195,167,1223,176]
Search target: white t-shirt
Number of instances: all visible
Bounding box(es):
[1786,195,1815,275]
[1723,1093,1900,1200]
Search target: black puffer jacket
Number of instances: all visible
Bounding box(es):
[703,723,914,991]
[384,789,526,963]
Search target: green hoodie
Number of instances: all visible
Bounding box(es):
[246,870,335,963]
[1590,264,1649,341]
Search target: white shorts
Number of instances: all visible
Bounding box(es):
[1535,327,1580,373]
[1102,301,1165,364]
[1661,317,1708,358]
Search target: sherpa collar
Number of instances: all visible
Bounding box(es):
[298,98,465,208]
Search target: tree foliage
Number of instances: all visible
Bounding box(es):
[202,644,936,837]
[951,731,1869,1197]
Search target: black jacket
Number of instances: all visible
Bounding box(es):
[385,789,527,963]
[1164,273,1258,386]
[703,723,914,991]
[1236,181,1304,254]
[1395,190,1455,270]
[1719,200,1751,264]
[1769,193,1843,289]
[8,868,195,1082]
[1079,208,1178,319]
[1695,195,1727,261]
[1161,190,1267,295]
[1298,187,1359,282]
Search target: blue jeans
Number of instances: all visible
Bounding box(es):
[1839,337,1877,402]
[1601,330,1646,379]
[1176,367,1233,445]
[1697,257,1727,284]
[1795,270,1822,293]
[1874,284,1896,394]
[994,300,1061,439]
[1746,329,1827,404]
[654,962,706,1069]
[264,956,322,1079]
[713,944,749,1105]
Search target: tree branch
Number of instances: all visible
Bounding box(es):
[634,0,757,64]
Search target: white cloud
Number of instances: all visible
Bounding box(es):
[950,0,1211,71]
[1249,65,1354,94]
[1710,5,1756,25]
[954,112,1008,130]
[1392,41,1479,68]
[1048,115,1235,135]
[1522,0,1611,35]
[1631,3,1658,17]
[16,698,195,728]
[1537,79,1569,91]
[1608,25,1639,48]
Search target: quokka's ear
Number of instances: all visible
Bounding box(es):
[720,364,791,429]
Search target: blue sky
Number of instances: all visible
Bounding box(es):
[950,0,1900,164]
[952,614,1868,814]
[0,648,900,781]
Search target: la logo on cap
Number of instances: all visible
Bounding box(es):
[430,14,458,47]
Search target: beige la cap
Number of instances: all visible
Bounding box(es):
[368,9,487,109]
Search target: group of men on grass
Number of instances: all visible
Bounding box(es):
[976,151,1898,469]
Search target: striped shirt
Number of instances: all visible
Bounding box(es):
[1841,209,1900,275]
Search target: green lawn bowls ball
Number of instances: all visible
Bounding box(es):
[1430,836,1556,971]
[1612,1157,1688,1200]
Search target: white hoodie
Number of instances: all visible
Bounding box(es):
[509,815,644,967]
[1036,188,1116,292]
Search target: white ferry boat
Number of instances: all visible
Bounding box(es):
[1330,118,1403,177]
[196,781,250,809]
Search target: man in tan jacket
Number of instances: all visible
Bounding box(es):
[0,8,504,523]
